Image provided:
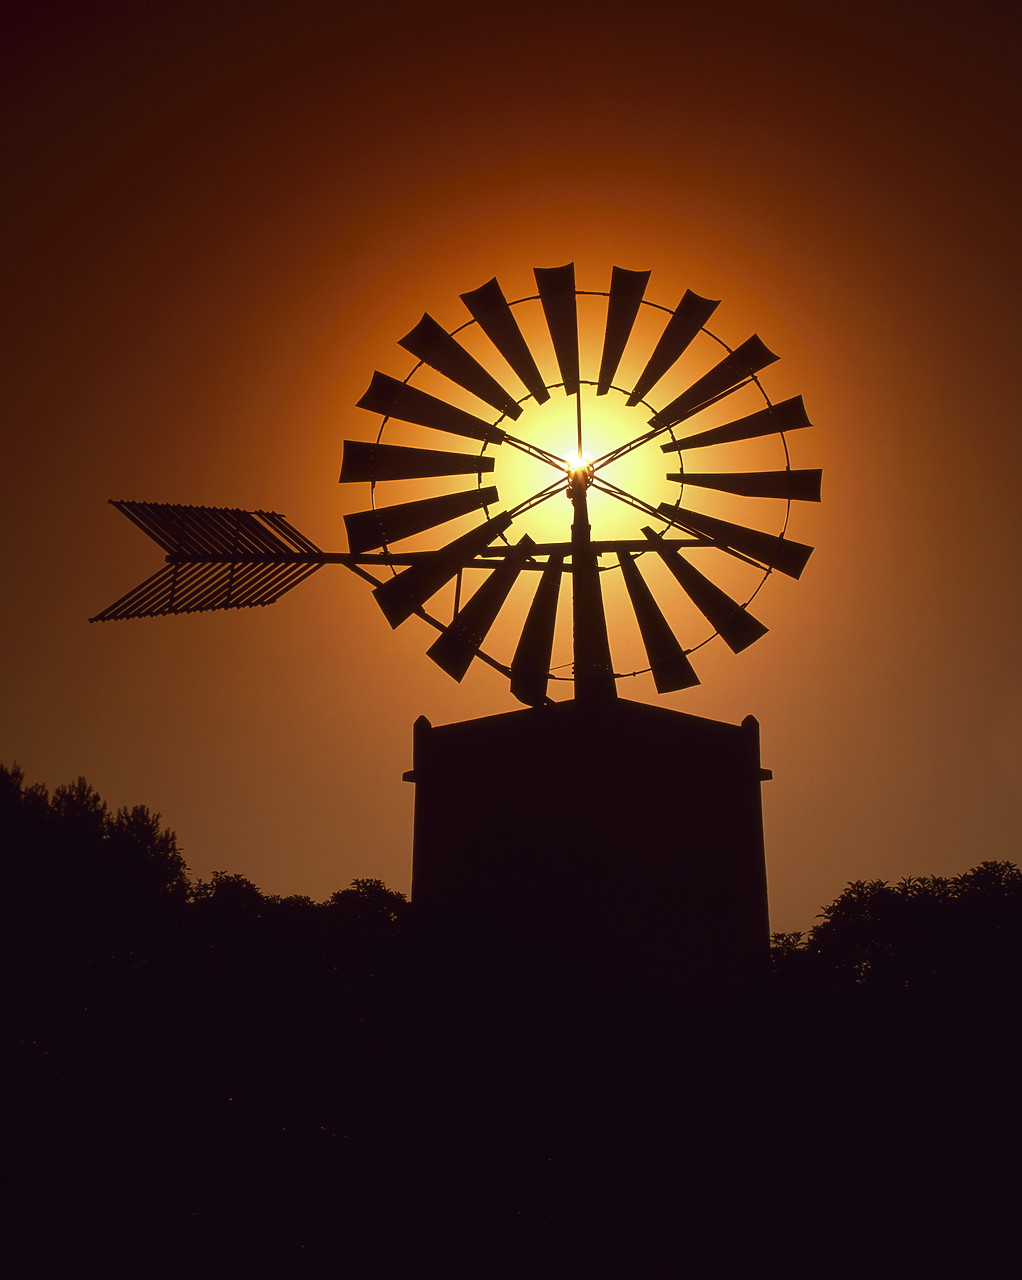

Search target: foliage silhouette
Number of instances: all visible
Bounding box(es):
[329,875,408,925]
[771,861,1022,1005]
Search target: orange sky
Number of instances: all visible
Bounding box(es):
[3,0,1020,931]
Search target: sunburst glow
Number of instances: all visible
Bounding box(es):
[338,266,819,702]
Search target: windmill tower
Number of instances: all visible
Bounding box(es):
[93,264,821,987]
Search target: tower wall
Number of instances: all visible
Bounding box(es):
[406,699,771,989]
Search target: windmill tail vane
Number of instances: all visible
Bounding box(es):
[91,263,822,706]
[89,501,330,621]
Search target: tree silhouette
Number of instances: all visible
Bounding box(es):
[329,876,408,926]
[772,861,1022,1004]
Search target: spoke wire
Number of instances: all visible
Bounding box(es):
[501,432,569,471]
[504,476,568,521]
[590,378,757,472]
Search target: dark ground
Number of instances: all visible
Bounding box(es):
[5,766,1020,1277]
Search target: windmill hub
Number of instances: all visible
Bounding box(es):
[566,458,594,497]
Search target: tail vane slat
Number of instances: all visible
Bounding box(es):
[254,510,323,555]
[108,501,323,558]
[91,502,325,621]
[90,561,322,621]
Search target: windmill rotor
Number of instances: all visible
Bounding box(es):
[92,264,822,708]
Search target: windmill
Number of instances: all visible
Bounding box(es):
[94,264,821,983]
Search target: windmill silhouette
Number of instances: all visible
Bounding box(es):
[94,263,821,984]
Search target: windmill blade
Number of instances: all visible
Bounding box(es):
[357,371,505,444]
[641,528,768,653]
[339,441,495,484]
[510,552,563,706]
[661,395,812,453]
[597,267,649,395]
[627,291,720,407]
[344,487,499,555]
[617,552,700,692]
[372,512,514,628]
[90,560,322,622]
[650,335,780,428]
[657,504,814,579]
[460,277,549,404]
[427,536,535,681]
[534,263,580,395]
[666,469,823,502]
[398,313,522,420]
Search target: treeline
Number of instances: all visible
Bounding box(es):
[4,763,1020,1276]
[770,859,1022,997]
[1,761,408,930]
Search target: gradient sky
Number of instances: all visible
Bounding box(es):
[3,0,1019,931]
